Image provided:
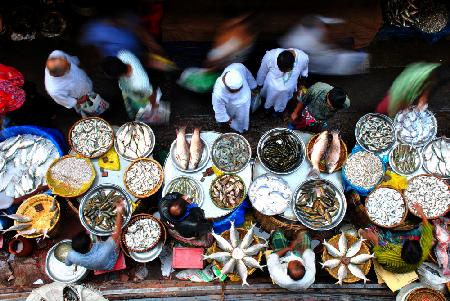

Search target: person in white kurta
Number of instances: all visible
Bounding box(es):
[44,50,93,113]
[256,48,309,113]
[212,63,257,133]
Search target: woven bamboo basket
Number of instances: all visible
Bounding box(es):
[406,287,446,301]
[121,214,163,253]
[321,234,371,283]
[210,174,246,210]
[254,210,307,240]
[68,117,114,159]
[124,158,164,198]
[306,133,348,173]
[46,155,96,198]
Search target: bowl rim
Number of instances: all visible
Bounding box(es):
[364,186,408,228]
[211,132,252,173]
[122,214,163,253]
[306,132,348,173]
[123,158,164,198]
[421,136,450,179]
[162,175,204,207]
[388,142,422,176]
[170,134,211,173]
[393,106,437,147]
[355,112,396,154]
[114,121,155,161]
[210,174,247,210]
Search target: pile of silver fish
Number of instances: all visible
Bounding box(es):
[366,188,405,227]
[211,175,245,209]
[0,134,59,198]
[385,0,419,27]
[390,144,421,175]
[422,137,450,178]
[125,218,161,252]
[116,122,154,160]
[357,114,395,152]
[70,118,113,157]
[125,160,162,196]
[404,175,450,218]
[394,106,436,146]
[248,175,291,216]
[212,134,250,172]
[49,157,93,190]
[165,177,202,205]
[322,234,372,285]
[174,127,204,170]
[309,130,342,175]
[259,130,302,173]
[204,222,267,286]
[344,151,384,189]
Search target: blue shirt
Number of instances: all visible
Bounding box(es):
[65,237,118,270]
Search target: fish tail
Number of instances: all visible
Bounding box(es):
[242,280,249,286]
[307,168,321,179]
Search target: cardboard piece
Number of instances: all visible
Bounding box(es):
[372,259,418,292]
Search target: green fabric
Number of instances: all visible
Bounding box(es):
[374,223,434,274]
[121,90,150,120]
[301,82,350,121]
[179,70,220,93]
[271,230,289,251]
[388,62,439,116]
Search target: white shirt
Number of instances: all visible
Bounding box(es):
[117,50,153,97]
[267,249,316,291]
[45,50,93,109]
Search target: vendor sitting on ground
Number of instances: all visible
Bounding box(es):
[65,202,124,270]
[360,203,433,274]
[289,82,350,132]
[159,192,213,247]
[267,230,316,291]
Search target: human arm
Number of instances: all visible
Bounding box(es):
[242,65,257,89]
[412,203,428,225]
[360,229,379,246]
[256,51,271,86]
[212,92,231,124]
[48,92,78,109]
[111,202,125,244]
[290,102,304,121]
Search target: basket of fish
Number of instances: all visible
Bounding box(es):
[0,134,60,199]
[389,143,422,176]
[422,137,450,179]
[211,133,251,173]
[162,176,204,206]
[342,151,385,195]
[365,187,407,228]
[12,194,60,239]
[394,106,437,147]
[292,179,346,231]
[355,113,395,153]
[115,122,155,161]
[79,184,132,236]
[124,158,164,198]
[248,174,291,216]
[122,215,162,253]
[69,117,114,158]
[403,174,450,219]
[171,127,210,172]
[321,234,372,284]
[210,174,246,210]
[257,128,305,174]
[306,131,348,174]
[46,155,96,198]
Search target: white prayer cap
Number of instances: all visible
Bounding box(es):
[224,70,243,90]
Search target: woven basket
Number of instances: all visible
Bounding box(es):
[321,234,372,283]
[68,117,114,159]
[210,174,246,210]
[124,158,164,198]
[306,133,348,173]
[254,210,307,239]
[122,214,162,253]
[406,287,446,301]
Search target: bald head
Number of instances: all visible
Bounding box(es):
[46,57,70,77]
[287,260,305,281]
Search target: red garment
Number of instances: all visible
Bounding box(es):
[0,64,26,114]
[290,107,325,133]
[375,94,389,115]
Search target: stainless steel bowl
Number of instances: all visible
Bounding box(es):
[211,133,251,173]
[389,143,422,176]
[355,113,396,154]
[114,122,155,161]
[394,106,437,147]
[257,128,305,175]
[292,178,347,231]
[162,175,204,207]
[422,137,450,179]
[170,134,210,173]
[79,184,132,236]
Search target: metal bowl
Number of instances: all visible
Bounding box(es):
[79,184,132,236]
[170,134,210,173]
[389,143,422,176]
[248,174,292,216]
[394,106,437,147]
[292,178,347,231]
[210,174,246,210]
[162,176,204,207]
[355,113,396,153]
[211,133,252,173]
[422,137,450,179]
[114,122,155,161]
[257,128,305,175]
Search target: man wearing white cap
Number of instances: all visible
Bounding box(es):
[212,63,257,133]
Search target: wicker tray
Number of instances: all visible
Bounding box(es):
[321,234,371,283]
[210,174,246,210]
[406,287,446,301]
[124,158,164,198]
[306,133,348,173]
[122,214,162,253]
[254,211,307,240]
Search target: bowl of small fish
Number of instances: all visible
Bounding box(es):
[342,151,385,193]
[210,174,246,210]
[211,133,251,173]
[292,179,346,231]
[115,122,155,161]
[404,174,450,219]
[79,184,132,236]
[355,113,396,153]
[257,128,305,175]
[122,215,162,253]
[124,158,164,198]
[248,174,292,216]
[422,137,450,179]
[389,143,422,176]
[306,131,348,173]
[0,134,60,199]
[54,240,73,263]
[394,106,437,147]
[69,117,114,158]
[365,187,407,228]
[171,128,210,173]
[162,176,204,206]
[13,194,61,239]
[46,155,96,198]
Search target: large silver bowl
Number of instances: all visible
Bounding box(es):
[292,178,347,231]
[170,134,210,173]
[389,142,422,176]
[114,121,155,161]
[162,175,204,207]
[211,133,252,173]
[394,106,437,147]
[422,137,450,179]
[79,184,132,236]
[355,113,396,154]
[257,128,305,175]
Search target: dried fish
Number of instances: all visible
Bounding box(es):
[344,151,384,189]
[390,144,420,175]
[116,122,154,160]
[357,113,395,153]
[1,222,32,233]
[125,159,163,197]
[422,137,450,178]
[346,238,366,258]
[323,239,343,258]
[49,157,93,191]
[248,174,291,215]
[366,188,405,227]
[212,133,250,172]
[70,118,113,158]
[124,218,161,252]
[239,223,255,250]
[229,221,239,248]
[336,264,347,285]
[320,259,341,269]
[394,106,436,146]
[348,264,370,284]
[203,252,231,263]
[210,175,245,209]
[2,213,32,223]
[350,254,374,265]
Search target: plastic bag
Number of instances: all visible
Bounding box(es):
[177,68,220,93]
[79,93,109,117]
[417,262,450,292]
[135,88,170,125]
[175,264,226,282]
[381,170,408,191]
